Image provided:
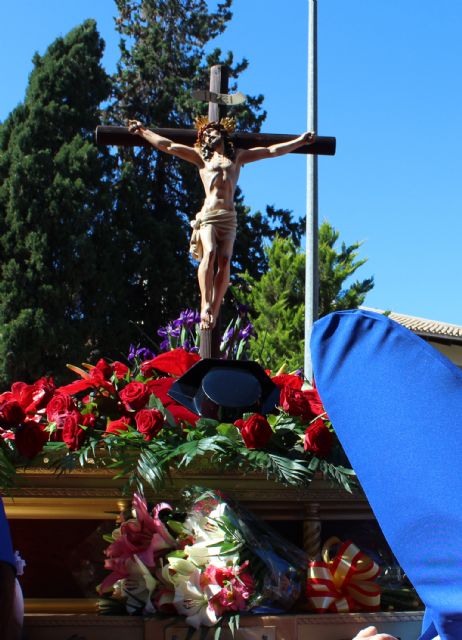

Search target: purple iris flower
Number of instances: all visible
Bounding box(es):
[238,322,256,342]
[137,347,155,360]
[222,327,235,343]
[176,309,200,329]
[128,344,155,361]
[168,324,181,338]
[159,338,170,352]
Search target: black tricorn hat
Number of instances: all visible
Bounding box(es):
[168,359,280,422]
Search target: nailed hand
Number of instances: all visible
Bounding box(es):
[128,119,143,134]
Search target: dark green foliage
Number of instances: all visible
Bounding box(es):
[239,237,305,370]
[0,20,112,385]
[233,204,305,282]
[239,222,375,370]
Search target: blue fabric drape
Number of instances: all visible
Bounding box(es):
[311,309,462,640]
[0,498,15,571]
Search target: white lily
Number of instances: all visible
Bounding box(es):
[185,502,227,546]
[167,556,198,576]
[120,555,158,615]
[173,567,221,629]
[183,541,229,568]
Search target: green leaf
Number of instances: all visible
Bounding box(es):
[167,550,187,559]
[195,417,220,430]
[164,407,177,428]
[136,448,167,491]
[148,394,164,411]
[167,519,186,535]
[319,460,358,493]
[238,449,315,487]
[102,534,114,543]
[171,436,229,468]
[216,423,239,439]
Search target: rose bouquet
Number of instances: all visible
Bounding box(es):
[0,310,356,493]
[99,489,307,629]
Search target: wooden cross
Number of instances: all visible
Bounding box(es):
[96,65,336,359]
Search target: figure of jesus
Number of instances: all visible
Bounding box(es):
[128,118,315,329]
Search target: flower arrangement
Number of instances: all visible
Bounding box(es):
[99,489,308,629]
[0,310,356,493]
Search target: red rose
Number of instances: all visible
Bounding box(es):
[303,388,324,418]
[280,386,307,416]
[119,381,150,412]
[112,361,129,380]
[46,393,76,423]
[105,417,131,435]
[62,411,86,451]
[140,359,158,379]
[235,413,273,449]
[135,409,164,441]
[304,418,333,458]
[0,400,26,426]
[81,412,96,429]
[15,423,48,459]
[280,386,325,423]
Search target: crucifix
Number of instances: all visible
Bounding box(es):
[96,65,335,359]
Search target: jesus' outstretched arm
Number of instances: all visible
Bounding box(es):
[237,131,315,164]
[128,120,202,166]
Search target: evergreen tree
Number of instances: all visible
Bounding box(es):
[0,21,112,385]
[233,205,305,282]
[240,222,374,370]
[318,221,374,317]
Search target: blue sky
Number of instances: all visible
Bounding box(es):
[2,1,462,324]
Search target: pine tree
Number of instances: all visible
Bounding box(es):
[240,222,374,370]
[0,21,112,385]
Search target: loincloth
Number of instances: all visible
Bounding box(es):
[189,209,237,261]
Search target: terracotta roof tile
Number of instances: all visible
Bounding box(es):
[361,307,462,341]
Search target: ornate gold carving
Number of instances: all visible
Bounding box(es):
[25,598,99,614]
[3,469,372,520]
[294,612,424,625]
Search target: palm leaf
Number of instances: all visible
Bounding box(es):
[168,436,230,467]
[319,460,358,493]
[136,447,167,491]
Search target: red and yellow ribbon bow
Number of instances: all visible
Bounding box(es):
[307,537,381,613]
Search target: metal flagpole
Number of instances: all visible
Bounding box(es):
[304,0,319,382]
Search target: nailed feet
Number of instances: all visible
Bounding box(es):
[200,305,214,330]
